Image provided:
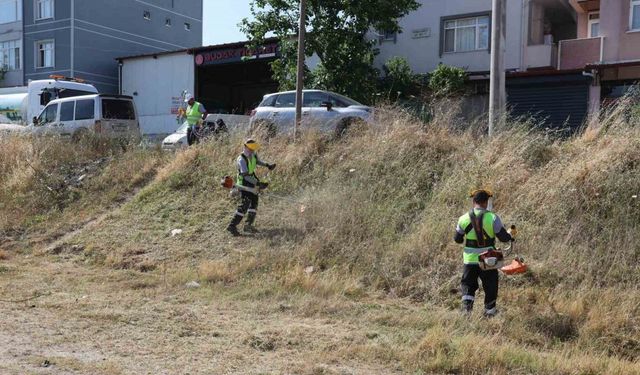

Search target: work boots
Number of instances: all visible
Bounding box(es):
[226,225,241,237]
[243,224,259,234]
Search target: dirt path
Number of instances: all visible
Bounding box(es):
[0,254,410,375]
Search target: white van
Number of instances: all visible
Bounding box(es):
[30,94,141,141]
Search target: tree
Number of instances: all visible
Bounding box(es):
[242,0,420,104]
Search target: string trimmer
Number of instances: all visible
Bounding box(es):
[220,175,307,213]
[477,225,528,275]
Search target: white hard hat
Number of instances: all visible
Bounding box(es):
[184,94,194,103]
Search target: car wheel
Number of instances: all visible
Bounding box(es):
[250,120,276,139]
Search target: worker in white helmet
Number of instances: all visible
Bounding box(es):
[185,95,208,146]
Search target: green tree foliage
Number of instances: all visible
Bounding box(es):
[428,64,468,97]
[242,0,420,104]
[382,56,417,99]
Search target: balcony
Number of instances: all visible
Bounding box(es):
[573,0,600,12]
[558,36,603,70]
[526,44,559,69]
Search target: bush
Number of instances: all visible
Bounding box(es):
[429,63,467,97]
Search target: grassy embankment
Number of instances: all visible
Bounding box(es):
[0,101,639,374]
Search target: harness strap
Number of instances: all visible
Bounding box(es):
[469,210,491,248]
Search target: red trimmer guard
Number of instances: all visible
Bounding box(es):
[501,259,528,275]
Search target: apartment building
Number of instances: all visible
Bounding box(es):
[0,0,23,87]
[2,0,202,92]
[563,0,640,109]
[374,0,604,130]
[375,0,577,74]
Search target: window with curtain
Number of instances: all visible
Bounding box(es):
[632,0,640,30]
[444,15,490,53]
[0,0,20,24]
[36,0,54,20]
[36,40,54,68]
[0,40,20,70]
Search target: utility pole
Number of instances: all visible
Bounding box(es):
[488,0,506,136]
[294,0,307,141]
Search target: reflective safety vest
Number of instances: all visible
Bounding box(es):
[186,102,202,125]
[458,209,497,264]
[237,153,257,187]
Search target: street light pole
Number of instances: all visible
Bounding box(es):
[488,0,506,136]
[294,0,307,141]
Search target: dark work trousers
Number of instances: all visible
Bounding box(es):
[229,190,259,227]
[461,264,499,312]
[187,125,199,146]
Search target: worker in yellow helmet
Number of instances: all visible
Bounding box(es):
[454,189,514,317]
[226,139,276,236]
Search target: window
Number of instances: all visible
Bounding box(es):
[0,0,20,24]
[259,95,276,107]
[35,40,54,68]
[303,92,328,107]
[329,93,362,107]
[632,0,640,30]
[60,101,74,121]
[443,15,490,53]
[143,10,150,20]
[165,17,171,27]
[588,12,600,37]
[102,99,135,120]
[274,93,295,108]
[379,30,397,44]
[35,0,53,20]
[184,22,191,31]
[74,99,94,120]
[38,103,58,124]
[0,40,20,70]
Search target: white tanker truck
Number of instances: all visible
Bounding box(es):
[0,76,98,131]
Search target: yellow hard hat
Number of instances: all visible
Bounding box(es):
[469,189,493,198]
[244,138,260,151]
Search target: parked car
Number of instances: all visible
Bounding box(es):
[249,90,373,137]
[161,114,250,150]
[28,94,141,141]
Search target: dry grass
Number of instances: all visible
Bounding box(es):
[1,96,639,373]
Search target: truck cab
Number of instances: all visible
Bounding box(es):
[27,77,99,123]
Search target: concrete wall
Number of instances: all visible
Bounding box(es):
[374,0,525,74]
[0,1,23,87]
[22,0,202,93]
[121,52,194,135]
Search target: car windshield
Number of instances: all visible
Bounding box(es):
[175,121,189,134]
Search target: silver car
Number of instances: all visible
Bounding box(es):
[249,90,373,137]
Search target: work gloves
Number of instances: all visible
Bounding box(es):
[267,163,277,171]
[258,182,269,190]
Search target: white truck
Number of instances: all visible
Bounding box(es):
[0,77,98,131]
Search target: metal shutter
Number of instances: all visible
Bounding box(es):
[507,74,591,133]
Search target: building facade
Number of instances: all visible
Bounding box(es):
[565,0,640,109]
[0,0,23,87]
[374,0,577,74]
[2,0,202,92]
